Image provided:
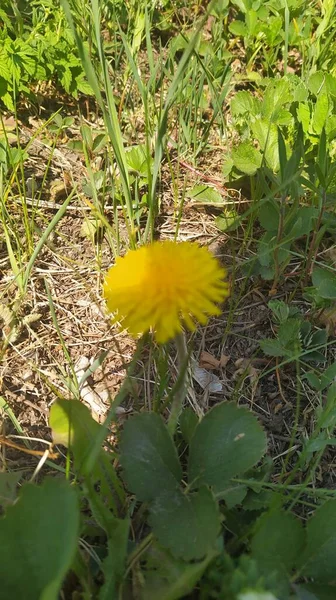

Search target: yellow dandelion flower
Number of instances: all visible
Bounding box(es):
[103,240,229,344]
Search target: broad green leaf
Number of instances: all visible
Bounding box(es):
[232,142,262,175]
[312,267,336,299]
[251,509,305,575]
[215,210,240,232]
[308,72,327,96]
[0,478,79,600]
[278,318,302,349]
[268,299,289,324]
[305,371,323,390]
[149,486,220,560]
[228,20,248,37]
[295,584,336,600]
[308,72,336,98]
[125,145,150,176]
[299,500,336,582]
[292,79,308,103]
[50,399,101,472]
[258,200,280,232]
[231,91,259,116]
[187,184,224,204]
[179,407,199,444]
[221,483,248,508]
[276,108,293,126]
[285,207,317,239]
[50,400,122,505]
[251,120,279,171]
[316,279,336,300]
[262,80,292,121]
[259,265,275,280]
[320,363,336,392]
[141,544,216,600]
[312,93,329,135]
[259,338,285,357]
[245,9,258,37]
[119,413,182,502]
[92,133,107,154]
[188,402,266,492]
[257,232,273,267]
[326,115,336,140]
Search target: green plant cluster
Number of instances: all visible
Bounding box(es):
[3,395,336,599]
[0,0,92,110]
[2,0,336,598]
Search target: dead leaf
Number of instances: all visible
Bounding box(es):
[317,308,336,334]
[199,351,220,370]
[192,363,222,393]
[219,354,230,368]
[2,116,16,131]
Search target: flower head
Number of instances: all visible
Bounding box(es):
[103,240,229,343]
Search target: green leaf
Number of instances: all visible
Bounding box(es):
[305,371,322,390]
[232,142,262,175]
[251,509,305,576]
[285,206,317,239]
[251,120,279,171]
[149,486,220,560]
[295,584,336,600]
[278,318,301,349]
[188,402,266,493]
[215,210,240,232]
[141,544,216,600]
[268,299,289,324]
[259,338,285,357]
[49,399,101,473]
[221,483,248,508]
[258,200,280,232]
[92,133,107,154]
[0,478,79,600]
[262,80,292,121]
[321,362,336,390]
[179,407,199,444]
[228,20,248,36]
[125,145,149,176]
[49,400,122,506]
[99,517,130,600]
[299,500,336,583]
[313,93,329,135]
[119,413,182,502]
[187,184,224,204]
[0,472,22,507]
[231,91,259,116]
[297,103,311,134]
[312,267,336,299]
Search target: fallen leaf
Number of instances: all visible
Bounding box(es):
[317,308,336,334]
[2,116,16,131]
[219,354,230,368]
[192,363,223,393]
[199,351,220,370]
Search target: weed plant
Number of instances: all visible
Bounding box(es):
[1,0,336,599]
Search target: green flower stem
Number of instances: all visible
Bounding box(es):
[167,333,189,436]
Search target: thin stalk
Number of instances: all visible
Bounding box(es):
[304,188,327,284]
[167,333,189,436]
[270,192,287,294]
